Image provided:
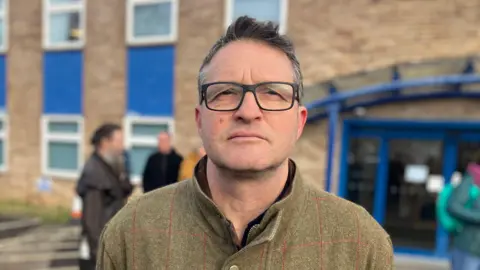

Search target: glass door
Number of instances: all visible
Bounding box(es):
[345,137,380,216]
[383,139,443,250]
[456,140,480,174]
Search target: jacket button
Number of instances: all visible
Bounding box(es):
[229,265,239,270]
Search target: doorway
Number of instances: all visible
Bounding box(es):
[339,119,480,257]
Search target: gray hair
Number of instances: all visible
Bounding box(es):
[197,16,303,103]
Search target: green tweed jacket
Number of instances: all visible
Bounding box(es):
[97,160,393,269]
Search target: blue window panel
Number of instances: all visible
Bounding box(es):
[48,122,79,134]
[233,0,281,23]
[49,12,81,45]
[132,123,169,137]
[44,51,83,114]
[127,46,174,116]
[49,0,80,4]
[48,141,79,171]
[0,55,6,111]
[0,0,4,50]
[133,2,172,38]
[0,139,4,167]
[130,145,157,176]
[0,18,4,49]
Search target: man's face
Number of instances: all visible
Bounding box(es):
[158,132,171,154]
[105,129,124,156]
[195,40,307,173]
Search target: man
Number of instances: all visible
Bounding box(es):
[97,16,393,269]
[141,131,183,193]
[76,123,133,270]
[448,159,480,269]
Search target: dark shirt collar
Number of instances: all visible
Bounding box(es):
[191,156,300,248]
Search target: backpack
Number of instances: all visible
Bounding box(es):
[437,176,480,233]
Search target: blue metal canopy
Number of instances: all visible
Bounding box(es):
[303,56,480,193]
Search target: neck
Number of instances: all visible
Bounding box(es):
[206,158,289,244]
[160,149,171,154]
[97,149,115,164]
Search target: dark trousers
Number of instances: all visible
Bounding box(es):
[79,258,95,270]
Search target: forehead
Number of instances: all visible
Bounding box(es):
[158,133,170,140]
[205,40,294,83]
[109,129,122,139]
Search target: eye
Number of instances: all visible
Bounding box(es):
[219,89,237,95]
[264,88,282,96]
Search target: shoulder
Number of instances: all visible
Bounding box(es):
[81,155,99,175]
[304,183,391,248]
[173,150,183,161]
[101,180,192,247]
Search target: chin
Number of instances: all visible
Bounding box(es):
[212,152,279,173]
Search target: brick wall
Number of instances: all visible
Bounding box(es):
[174,0,225,156]
[83,0,127,157]
[3,0,43,202]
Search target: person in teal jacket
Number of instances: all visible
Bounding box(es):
[447,161,480,269]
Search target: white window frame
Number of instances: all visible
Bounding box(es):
[124,115,174,185]
[126,0,179,46]
[0,0,9,53]
[225,0,289,34]
[0,114,8,172]
[43,0,86,50]
[41,115,84,179]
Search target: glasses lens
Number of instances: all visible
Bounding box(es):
[205,83,243,110]
[255,83,294,110]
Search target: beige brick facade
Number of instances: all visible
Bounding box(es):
[174,0,225,156]
[4,0,43,203]
[83,0,127,154]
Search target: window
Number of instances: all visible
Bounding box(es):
[126,0,179,45]
[225,0,288,34]
[43,0,85,49]
[124,116,174,185]
[0,0,8,52]
[42,115,83,178]
[0,114,8,171]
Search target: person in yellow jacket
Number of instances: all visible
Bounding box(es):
[178,145,206,181]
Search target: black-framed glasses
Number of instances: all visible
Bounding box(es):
[200,82,300,111]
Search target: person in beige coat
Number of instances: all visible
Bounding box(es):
[96,16,393,269]
[178,145,206,182]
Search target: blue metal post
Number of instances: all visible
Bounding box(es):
[325,103,340,192]
[436,134,458,257]
[392,66,402,96]
[337,122,351,198]
[373,138,390,225]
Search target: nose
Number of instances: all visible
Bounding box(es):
[233,92,262,122]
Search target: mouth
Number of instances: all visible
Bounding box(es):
[228,132,266,141]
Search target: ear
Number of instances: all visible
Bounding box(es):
[296,105,308,140]
[195,105,202,135]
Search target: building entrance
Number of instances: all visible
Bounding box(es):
[339,119,480,257]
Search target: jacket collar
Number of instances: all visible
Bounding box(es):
[189,156,307,247]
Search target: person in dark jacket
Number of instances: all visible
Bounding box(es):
[447,157,480,270]
[75,123,133,270]
[142,131,183,193]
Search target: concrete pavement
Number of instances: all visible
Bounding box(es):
[395,254,450,270]
[0,225,79,270]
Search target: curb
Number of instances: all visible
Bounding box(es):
[0,217,41,240]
